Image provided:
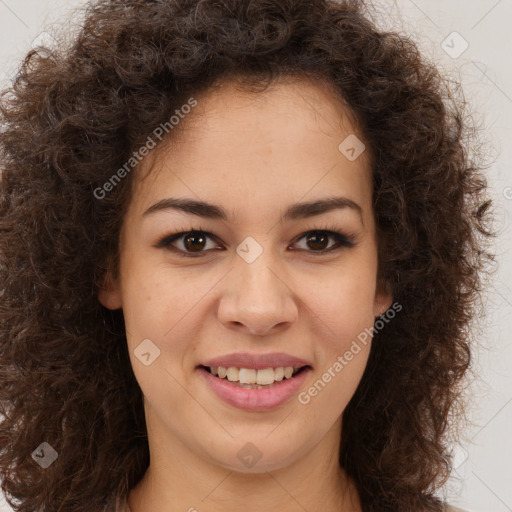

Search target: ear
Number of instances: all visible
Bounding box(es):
[373,279,393,317]
[98,269,122,310]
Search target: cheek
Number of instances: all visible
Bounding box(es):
[117,254,203,371]
[301,260,378,338]
[299,343,370,428]
[297,271,375,415]
[295,253,377,399]
[119,269,200,404]
[119,245,200,331]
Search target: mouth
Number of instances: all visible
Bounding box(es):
[197,362,312,411]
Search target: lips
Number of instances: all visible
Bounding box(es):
[198,365,311,411]
[200,352,312,370]
[196,352,313,411]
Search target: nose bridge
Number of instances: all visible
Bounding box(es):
[217,237,297,335]
[236,233,280,286]
[235,239,286,309]
[240,255,281,302]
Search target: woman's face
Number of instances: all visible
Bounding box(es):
[99,76,392,473]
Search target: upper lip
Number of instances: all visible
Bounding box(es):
[200,352,312,370]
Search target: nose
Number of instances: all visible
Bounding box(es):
[217,252,298,337]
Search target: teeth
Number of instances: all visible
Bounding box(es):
[255,368,274,385]
[207,365,302,385]
[226,367,239,382]
[239,368,257,384]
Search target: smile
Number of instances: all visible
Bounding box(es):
[198,364,311,411]
[205,365,305,387]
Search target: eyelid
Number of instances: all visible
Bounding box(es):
[293,229,356,251]
[155,224,357,258]
[154,226,219,251]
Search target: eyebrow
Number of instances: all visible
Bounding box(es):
[143,196,364,223]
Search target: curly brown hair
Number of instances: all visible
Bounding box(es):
[0,0,493,511]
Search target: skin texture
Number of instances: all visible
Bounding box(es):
[0,1,494,510]
[99,76,392,512]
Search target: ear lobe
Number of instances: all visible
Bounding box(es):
[98,271,122,310]
[373,280,393,317]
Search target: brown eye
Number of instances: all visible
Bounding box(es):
[156,228,355,258]
[304,232,330,251]
[293,230,355,253]
[182,232,208,252]
[155,230,221,257]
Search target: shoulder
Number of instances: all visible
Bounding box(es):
[444,505,469,512]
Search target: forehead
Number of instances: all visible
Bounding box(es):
[185,74,365,147]
[130,75,373,222]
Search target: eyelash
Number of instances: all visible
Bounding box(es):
[155,224,357,258]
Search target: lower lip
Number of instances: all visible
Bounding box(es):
[197,366,311,412]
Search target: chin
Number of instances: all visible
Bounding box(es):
[205,439,305,474]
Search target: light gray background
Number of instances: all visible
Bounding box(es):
[0,1,511,511]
